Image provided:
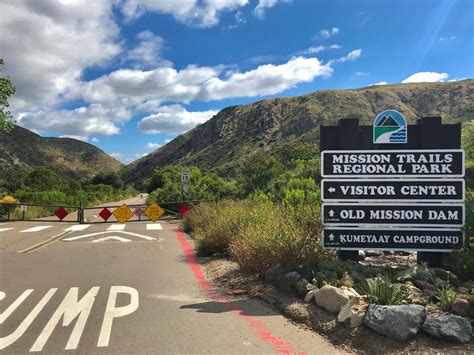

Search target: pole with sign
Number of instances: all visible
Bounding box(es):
[181,168,190,199]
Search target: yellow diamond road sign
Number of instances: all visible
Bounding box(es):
[144,203,164,222]
[112,203,134,224]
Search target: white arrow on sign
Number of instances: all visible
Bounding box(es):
[328,210,335,217]
[328,187,336,193]
[92,236,131,243]
[329,234,335,241]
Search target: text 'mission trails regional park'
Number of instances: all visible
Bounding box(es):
[319,110,465,253]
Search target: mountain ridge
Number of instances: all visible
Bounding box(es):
[0,125,123,181]
[122,79,474,183]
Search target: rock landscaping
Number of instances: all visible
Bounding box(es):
[258,259,473,346]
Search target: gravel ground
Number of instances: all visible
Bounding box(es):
[202,256,474,355]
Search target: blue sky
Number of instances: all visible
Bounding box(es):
[1,0,473,163]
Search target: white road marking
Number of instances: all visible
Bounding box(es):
[0,289,57,350]
[63,231,156,242]
[92,236,131,243]
[30,287,99,352]
[98,286,139,347]
[0,290,34,324]
[107,224,126,231]
[146,223,162,230]
[19,226,52,233]
[64,225,91,232]
[0,228,14,233]
[0,286,139,351]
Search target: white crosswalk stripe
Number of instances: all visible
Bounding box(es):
[20,226,52,233]
[0,227,14,233]
[107,224,126,231]
[146,223,163,230]
[64,224,91,232]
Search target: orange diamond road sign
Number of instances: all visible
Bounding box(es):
[144,203,164,222]
[112,204,134,224]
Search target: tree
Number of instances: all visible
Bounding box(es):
[0,58,16,132]
[461,120,474,163]
[91,172,123,190]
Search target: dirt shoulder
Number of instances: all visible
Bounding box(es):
[203,256,474,354]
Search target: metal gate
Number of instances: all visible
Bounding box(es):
[1,200,209,224]
[0,202,80,223]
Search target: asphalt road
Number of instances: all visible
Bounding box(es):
[0,195,344,354]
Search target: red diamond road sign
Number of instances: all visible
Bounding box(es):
[178,203,190,215]
[55,207,68,221]
[99,208,112,222]
[134,207,143,217]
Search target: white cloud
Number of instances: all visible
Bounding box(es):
[254,0,291,19]
[138,105,218,134]
[146,142,161,149]
[199,57,332,100]
[77,56,332,105]
[401,72,449,83]
[91,137,100,143]
[0,0,120,111]
[439,36,455,41]
[59,135,89,142]
[318,27,339,39]
[16,104,131,137]
[127,31,171,68]
[109,151,144,164]
[369,81,388,86]
[299,44,341,55]
[120,0,250,28]
[330,49,362,64]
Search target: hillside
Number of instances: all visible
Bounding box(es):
[0,125,123,180]
[122,79,474,183]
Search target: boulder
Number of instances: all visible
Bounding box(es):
[358,250,366,261]
[337,296,368,328]
[397,264,435,283]
[365,250,383,257]
[264,265,291,285]
[451,297,470,317]
[421,315,472,343]
[432,268,460,287]
[313,285,358,314]
[457,287,469,295]
[402,282,427,305]
[364,304,426,342]
[278,271,301,292]
[304,288,318,303]
[295,278,315,297]
[413,279,437,293]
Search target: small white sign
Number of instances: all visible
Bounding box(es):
[181,169,190,182]
[20,205,27,212]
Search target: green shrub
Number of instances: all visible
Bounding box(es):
[230,202,325,273]
[359,276,406,305]
[186,199,326,273]
[184,200,256,256]
[438,287,457,311]
[446,248,474,282]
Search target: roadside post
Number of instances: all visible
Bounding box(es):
[320,112,465,267]
[20,204,27,220]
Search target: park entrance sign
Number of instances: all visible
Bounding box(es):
[320,114,465,258]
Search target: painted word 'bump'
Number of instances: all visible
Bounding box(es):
[0,286,139,351]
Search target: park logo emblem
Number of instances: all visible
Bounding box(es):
[373,110,407,144]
